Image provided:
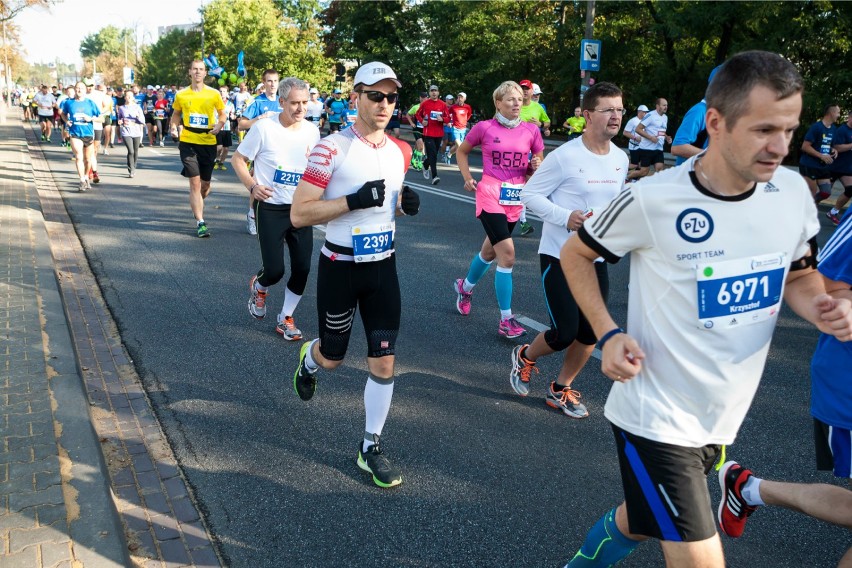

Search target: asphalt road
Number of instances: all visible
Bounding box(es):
[37,128,849,567]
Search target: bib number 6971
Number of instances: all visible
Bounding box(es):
[716,275,769,305]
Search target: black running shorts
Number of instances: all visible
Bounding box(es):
[179,141,217,181]
[316,250,400,361]
[612,423,721,542]
[814,419,852,478]
[540,254,608,351]
[478,211,516,246]
[799,164,833,180]
[215,130,232,147]
[637,149,665,167]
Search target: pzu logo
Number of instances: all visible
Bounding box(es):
[676,208,714,243]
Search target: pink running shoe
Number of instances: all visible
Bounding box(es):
[498,316,526,338]
[453,279,472,315]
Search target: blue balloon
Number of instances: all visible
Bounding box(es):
[237,51,246,78]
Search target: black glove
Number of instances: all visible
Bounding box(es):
[400,186,420,216]
[346,179,386,211]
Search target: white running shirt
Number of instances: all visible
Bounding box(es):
[34,92,55,117]
[302,126,410,250]
[623,116,641,151]
[236,115,320,205]
[579,156,819,446]
[637,110,668,151]
[522,137,627,259]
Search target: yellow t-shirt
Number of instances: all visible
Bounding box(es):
[172,86,224,145]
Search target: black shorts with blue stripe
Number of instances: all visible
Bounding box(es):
[613,423,721,542]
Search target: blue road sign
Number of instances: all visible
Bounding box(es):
[580,39,601,71]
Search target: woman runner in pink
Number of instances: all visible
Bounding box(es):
[454,81,544,338]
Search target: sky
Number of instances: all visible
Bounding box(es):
[16,0,211,66]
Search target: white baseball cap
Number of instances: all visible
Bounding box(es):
[309,87,318,94]
[532,83,543,95]
[353,61,402,88]
[457,92,467,98]
[637,104,650,112]
[146,84,154,90]
[445,94,454,100]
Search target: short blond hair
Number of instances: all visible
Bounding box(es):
[492,81,523,108]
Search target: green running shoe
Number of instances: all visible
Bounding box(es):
[357,437,402,488]
[293,341,317,401]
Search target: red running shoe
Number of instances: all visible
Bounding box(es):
[717,461,759,538]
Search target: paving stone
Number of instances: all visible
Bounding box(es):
[35,504,66,528]
[142,491,171,516]
[170,498,200,524]
[34,470,61,491]
[0,544,38,568]
[189,545,221,567]
[150,514,180,542]
[40,540,72,566]
[0,511,37,530]
[9,484,63,511]
[8,525,65,553]
[158,537,192,567]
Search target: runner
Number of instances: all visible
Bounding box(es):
[240,69,283,236]
[415,85,449,184]
[560,50,852,568]
[214,86,236,170]
[290,62,419,489]
[117,91,145,177]
[87,83,108,181]
[441,94,455,163]
[405,92,427,171]
[142,85,158,146]
[153,89,169,147]
[169,60,227,238]
[61,82,101,192]
[452,80,544,338]
[34,85,56,142]
[233,77,320,339]
[510,82,628,418]
[799,103,840,203]
[827,110,852,224]
[622,105,649,173]
[324,88,346,134]
[447,91,472,163]
[305,87,324,129]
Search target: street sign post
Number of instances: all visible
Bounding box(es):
[579,39,601,71]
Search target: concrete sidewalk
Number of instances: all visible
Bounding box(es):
[1,113,221,567]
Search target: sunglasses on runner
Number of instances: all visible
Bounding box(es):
[359,90,399,104]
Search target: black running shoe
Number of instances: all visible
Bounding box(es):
[293,341,317,401]
[357,437,402,488]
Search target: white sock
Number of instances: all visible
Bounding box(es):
[500,309,512,320]
[254,279,268,292]
[462,279,475,293]
[363,375,394,452]
[304,338,319,372]
[281,287,302,319]
[831,207,839,215]
[197,218,205,225]
[741,476,764,506]
[248,208,255,218]
[519,204,528,223]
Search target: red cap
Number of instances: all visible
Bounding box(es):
[519,79,533,89]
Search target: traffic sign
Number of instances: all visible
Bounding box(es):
[580,39,601,71]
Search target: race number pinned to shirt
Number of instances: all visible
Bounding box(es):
[188,113,209,128]
[272,167,304,191]
[352,222,394,263]
[695,253,786,330]
[498,182,523,206]
[154,109,166,120]
[429,110,442,122]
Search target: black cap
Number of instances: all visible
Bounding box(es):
[419,91,428,98]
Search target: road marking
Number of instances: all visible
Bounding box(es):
[514,315,603,361]
[405,181,543,221]
[149,149,164,156]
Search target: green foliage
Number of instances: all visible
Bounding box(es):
[136,29,200,86]
[80,26,136,60]
[202,0,331,90]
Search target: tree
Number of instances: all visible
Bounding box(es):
[0,0,53,22]
[136,29,200,86]
[202,0,331,90]
[80,26,137,62]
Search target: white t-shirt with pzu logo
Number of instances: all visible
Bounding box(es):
[577,155,818,446]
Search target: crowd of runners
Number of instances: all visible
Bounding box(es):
[12,49,852,568]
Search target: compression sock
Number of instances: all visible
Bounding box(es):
[567,507,640,567]
[304,338,319,372]
[519,203,528,223]
[463,253,492,291]
[495,265,513,312]
[281,287,302,318]
[363,375,394,452]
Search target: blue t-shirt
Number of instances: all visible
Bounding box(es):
[135,93,146,107]
[241,94,281,120]
[341,107,357,130]
[831,123,852,175]
[63,98,100,138]
[799,121,837,168]
[811,212,852,429]
[165,91,176,104]
[672,100,708,166]
[326,98,346,123]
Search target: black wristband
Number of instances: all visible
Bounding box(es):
[597,327,625,350]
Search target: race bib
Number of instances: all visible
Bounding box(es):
[154,109,166,120]
[498,182,524,206]
[429,110,442,121]
[352,223,394,263]
[272,167,304,190]
[188,113,209,128]
[695,253,786,330]
[72,112,89,123]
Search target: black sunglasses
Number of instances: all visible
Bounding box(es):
[359,90,399,104]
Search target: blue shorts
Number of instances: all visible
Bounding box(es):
[451,127,467,143]
[443,125,452,138]
[815,419,852,478]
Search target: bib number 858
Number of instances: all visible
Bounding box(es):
[716,275,769,305]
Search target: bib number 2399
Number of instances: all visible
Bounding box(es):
[352,223,394,263]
